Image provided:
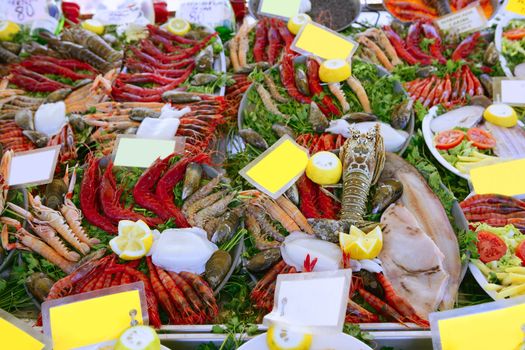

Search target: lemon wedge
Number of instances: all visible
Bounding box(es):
[115,325,160,350]
[319,59,351,83]
[287,14,311,35]
[0,21,20,41]
[267,325,312,350]
[340,226,383,260]
[167,18,191,36]
[110,220,153,260]
[81,19,105,35]
[305,151,342,185]
[483,104,518,128]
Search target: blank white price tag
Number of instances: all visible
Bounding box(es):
[0,0,48,24]
[435,5,487,34]
[263,270,352,334]
[8,146,60,188]
[500,80,525,105]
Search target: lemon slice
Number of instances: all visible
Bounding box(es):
[109,220,153,260]
[305,151,342,185]
[267,325,312,350]
[340,226,383,260]
[167,18,191,36]
[287,14,311,35]
[81,19,105,35]
[0,21,21,41]
[483,104,518,128]
[319,59,351,83]
[115,325,160,350]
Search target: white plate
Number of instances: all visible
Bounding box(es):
[469,262,497,300]
[495,14,525,78]
[238,332,373,350]
[422,106,470,180]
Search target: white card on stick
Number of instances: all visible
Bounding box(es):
[8,146,60,188]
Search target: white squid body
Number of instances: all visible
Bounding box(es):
[34,101,67,136]
[326,120,409,153]
[152,227,218,274]
[280,232,342,272]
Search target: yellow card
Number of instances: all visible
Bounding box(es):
[113,135,185,168]
[240,136,308,198]
[292,22,358,60]
[470,158,525,196]
[43,285,145,350]
[506,0,525,16]
[435,301,525,349]
[0,317,45,350]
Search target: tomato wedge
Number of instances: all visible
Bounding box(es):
[516,241,525,266]
[467,128,496,149]
[435,130,464,150]
[476,231,507,263]
[503,28,525,41]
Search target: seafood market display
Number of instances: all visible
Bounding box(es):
[0,2,523,347]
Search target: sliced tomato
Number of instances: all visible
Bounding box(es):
[467,128,496,149]
[503,29,525,41]
[476,231,507,263]
[435,130,464,150]
[516,241,525,266]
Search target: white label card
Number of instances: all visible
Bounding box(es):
[0,0,48,24]
[500,79,525,105]
[112,135,185,168]
[176,0,232,28]
[263,270,352,334]
[93,3,141,25]
[8,146,60,188]
[435,4,487,34]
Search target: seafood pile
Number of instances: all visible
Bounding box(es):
[384,0,494,22]
[461,194,525,233]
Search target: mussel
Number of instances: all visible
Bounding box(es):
[204,250,232,290]
[391,99,413,130]
[191,73,218,86]
[162,91,202,103]
[195,47,214,72]
[239,128,268,150]
[483,42,499,66]
[129,108,161,121]
[15,109,34,131]
[46,88,72,103]
[370,179,403,214]
[68,114,87,131]
[308,102,329,133]
[285,184,300,206]
[182,163,203,201]
[416,66,437,78]
[211,207,243,245]
[246,249,282,273]
[342,112,378,123]
[26,272,54,302]
[294,67,310,95]
[44,178,68,210]
[272,123,296,139]
[469,95,492,108]
[23,130,48,148]
[479,74,493,97]
[236,62,271,74]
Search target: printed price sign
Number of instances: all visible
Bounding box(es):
[291,22,358,60]
[239,135,309,199]
[93,3,141,25]
[176,0,233,28]
[0,0,48,24]
[430,295,525,350]
[506,0,525,16]
[258,0,302,19]
[435,5,487,34]
[470,158,525,197]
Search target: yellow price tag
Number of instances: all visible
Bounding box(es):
[506,0,525,16]
[470,158,525,197]
[291,22,358,60]
[0,316,46,350]
[240,136,308,198]
[43,284,146,350]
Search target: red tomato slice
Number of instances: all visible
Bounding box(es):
[503,29,525,40]
[435,130,464,150]
[516,241,525,266]
[467,128,496,149]
[476,231,507,263]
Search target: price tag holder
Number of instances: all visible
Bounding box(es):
[263,270,352,334]
[92,2,141,25]
[506,0,525,16]
[113,135,185,168]
[0,0,48,24]
[493,77,525,106]
[8,146,60,188]
[291,22,358,60]
[239,135,309,199]
[258,0,302,19]
[0,308,51,349]
[42,282,147,350]
[435,4,487,34]
[430,295,525,350]
[176,0,234,28]
[470,157,525,196]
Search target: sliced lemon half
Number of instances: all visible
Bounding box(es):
[305,151,342,185]
[267,325,312,350]
[167,18,191,36]
[340,225,383,260]
[115,325,160,350]
[81,19,105,35]
[287,14,311,35]
[483,104,518,128]
[319,59,351,83]
[0,21,21,41]
[110,220,153,260]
